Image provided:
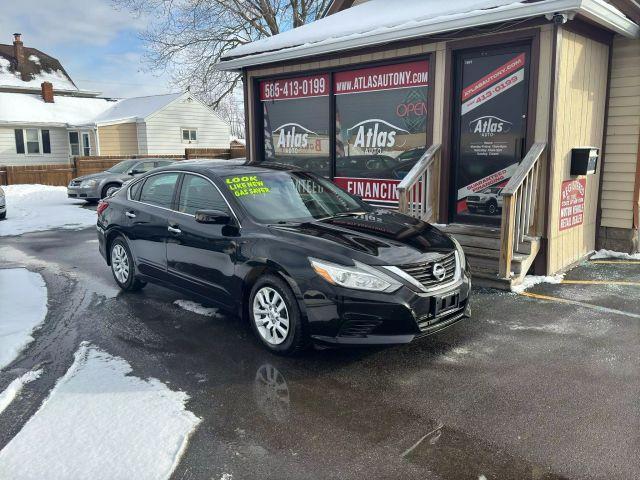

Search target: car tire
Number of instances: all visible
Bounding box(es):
[249,274,308,355]
[0,211,5,220]
[487,201,498,215]
[102,183,121,199]
[109,237,146,292]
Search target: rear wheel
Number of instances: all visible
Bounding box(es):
[110,237,146,292]
[249,275,307,355]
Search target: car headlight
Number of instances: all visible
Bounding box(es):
[451,237,466,270]
[309,258,401,292]
[80,179,97,187]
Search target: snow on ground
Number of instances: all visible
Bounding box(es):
[591,249,640,260]
[511,273,565,294]
[174,299,218,317]
[0,343,201,480]
[0,369,42,415]
[0,185,96,237]
[0,268,48,369]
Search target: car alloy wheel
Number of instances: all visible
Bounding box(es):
[488,203,497,214]
[111,244,130,284]
[105,185,119,197]
[253,286,290,345]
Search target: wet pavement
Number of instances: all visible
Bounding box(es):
[0,227,639,480]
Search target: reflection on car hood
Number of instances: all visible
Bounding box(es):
[272,209,455,266]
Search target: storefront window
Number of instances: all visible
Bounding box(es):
[260,74,331,176]
[334,60,429,205]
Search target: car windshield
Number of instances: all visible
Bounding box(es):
[222,171,369,224]
[483,186,502,194]
[107,160,139,174]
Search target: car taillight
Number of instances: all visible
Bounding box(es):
[97,201,109,216]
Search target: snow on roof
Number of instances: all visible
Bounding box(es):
[219,0,639,69]
[92,93,183,124]
[0,92,116,126]
[0,51,77,91]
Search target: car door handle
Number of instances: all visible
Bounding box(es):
[168,225,181,234]
[125,211,136,218]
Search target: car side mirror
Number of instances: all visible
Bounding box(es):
[195,209,232,225]
[128,169,142,176]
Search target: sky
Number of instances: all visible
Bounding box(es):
[0,0,173,98]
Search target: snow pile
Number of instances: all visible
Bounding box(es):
[511,273,565,294]
[0,343,201,480]
[174,300,218,317]
[28,55,41,65]
[0,185,97,237]
[0,369,42,415]
[0,268,48,369]
[591,249,640,260]
[0,92,115,125]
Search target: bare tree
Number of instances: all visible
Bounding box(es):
[113,0,331,136]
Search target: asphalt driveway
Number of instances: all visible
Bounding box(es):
[0,227,638,480]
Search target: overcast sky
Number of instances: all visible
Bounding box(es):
[0,0,173,98]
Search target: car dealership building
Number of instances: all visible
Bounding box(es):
[218,0,640,288]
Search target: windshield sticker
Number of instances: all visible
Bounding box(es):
[225,176,270,197]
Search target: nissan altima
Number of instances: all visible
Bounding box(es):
[96,161,471,354]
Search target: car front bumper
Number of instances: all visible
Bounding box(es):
[67,184,100,200]
[301,272,471,346]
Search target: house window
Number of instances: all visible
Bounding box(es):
[14,128,51,155]
[69,131,91,156]
[182,129,197,143]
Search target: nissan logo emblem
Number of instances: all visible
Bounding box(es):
[432,263,446,281]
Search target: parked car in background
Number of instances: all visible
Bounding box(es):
[466,186,504,215]
[97,161,470,355]
[0,186,5,220]
[67,158,177,203]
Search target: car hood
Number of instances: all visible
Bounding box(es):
[271,209,455,266]
[72,172,111,182]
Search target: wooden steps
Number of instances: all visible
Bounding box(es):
[439,223,540,291]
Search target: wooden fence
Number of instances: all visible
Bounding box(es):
[0,147,246,186]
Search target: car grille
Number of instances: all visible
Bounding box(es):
[416,303,467,333]
[69,179,82,187]
[467,196,480,202]
[338,319,382,337]
[398,252,457,289]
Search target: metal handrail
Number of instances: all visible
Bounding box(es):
[498,142,547,279]
[397,143,441,221]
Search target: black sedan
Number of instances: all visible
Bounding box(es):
[97,161,471,354]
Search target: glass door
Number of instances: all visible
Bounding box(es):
[450,44,531,225]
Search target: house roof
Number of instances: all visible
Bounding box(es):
[218,0,640,70]
[0,44,78,92]
[0,92,117,127]
[91,92,183,125]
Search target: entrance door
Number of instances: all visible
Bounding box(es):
[450,44,531,225]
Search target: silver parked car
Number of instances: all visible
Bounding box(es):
[67,158,176,203]
[0,185,6,220]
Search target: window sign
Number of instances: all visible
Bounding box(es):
[260,74,331,176]
[334,60,429,204]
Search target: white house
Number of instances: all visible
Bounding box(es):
[0,34,231,166]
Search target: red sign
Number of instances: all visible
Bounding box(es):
[462,53,525,101]
[260,74,329,101]
[559,178,586,231]
[334,60,429,95]
[334,177,401,204]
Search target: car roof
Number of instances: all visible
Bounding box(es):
[152,159,302,177]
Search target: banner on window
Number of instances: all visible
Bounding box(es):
[334,61,429,95]
[260,74,329,101]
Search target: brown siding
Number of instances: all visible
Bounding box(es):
[547,30,610,272]
[97,123,139,156]
[601,36,640,229]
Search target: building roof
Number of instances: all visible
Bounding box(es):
[218,0,640,70]
[91,92,183,125]
[0,92,117,127]
[0,43,77,92]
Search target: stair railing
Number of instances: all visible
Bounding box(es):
[498,142,547,279]
[397,143,441,222]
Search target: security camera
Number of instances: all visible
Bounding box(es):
[545,12,575,24]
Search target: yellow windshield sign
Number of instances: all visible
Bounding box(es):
[225,175,270,197]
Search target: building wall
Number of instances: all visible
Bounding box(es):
[546,29,610,272]
[600,36,640,231]
[97,123,139,156]
[136,122,148,155]
[0,126,70,166]
[143,97,230,155]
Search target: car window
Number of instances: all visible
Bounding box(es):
[129,179,144,200]
[155,160,174,167]
[139,173,179,208]
[177,174,228,215]
[134,161,157,173]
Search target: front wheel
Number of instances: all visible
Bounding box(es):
[249,275,308,355]
[102,183,120,199]
[0,211,5,220]
[110,237,146,292]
